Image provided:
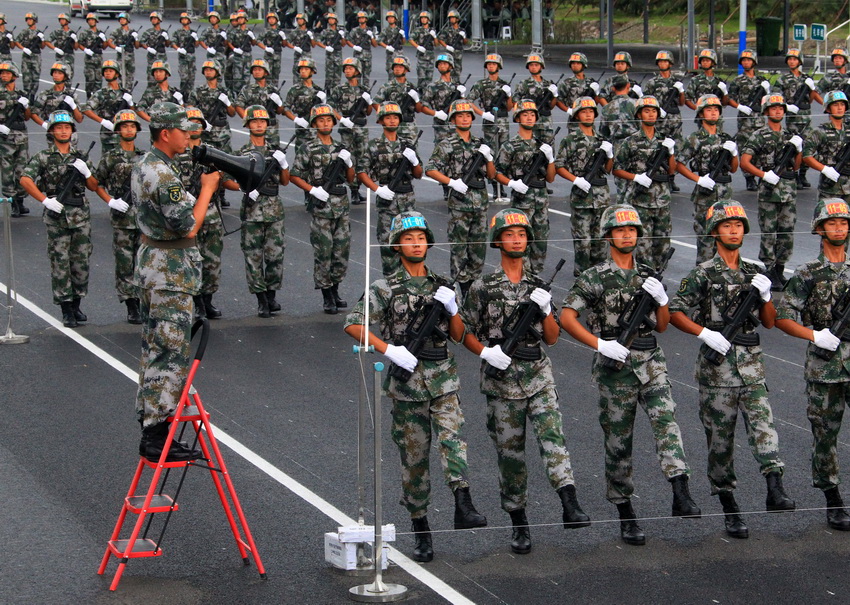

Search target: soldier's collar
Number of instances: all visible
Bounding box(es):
[151,146,174,164]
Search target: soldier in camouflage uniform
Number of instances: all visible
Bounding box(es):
[372,56,422,144]
[675,94,739,264]
[561,204,700,546]
[495,99,555,274]
[555,96,614,275]
[288,14,314,79]
[226,13,253,94]
[95,109,144,324]
[421,54,467,144]
[803,90,850,203]
[612,96,676,270]
[425,99,496,294]
[130,102,220,462]
[187,59,236,154]
[685,49,729,111]
[31,62,83,130]
[346,11,375,88]
[776,198,850,531]
[727,49,770,191]
[289,104,354,313]
[198,11,228,69]
[776,49,820,188]
[109,12,138,91]
[222,105,289,318]
[45,14,76,82]
[236,58,285,146]
[357,101,422,276]
[15,13,43,99]
[139,12,170,86]
[469,53,513,202]
[463,208,590,554]
[136,61,183,121]
[670,200,796,538]
[77,13,108,97]
[315,12,344,90]
[513,54,558,140]
[378,11,405,77]
[740,93,802,289]
[20,110,111,327]
[409,11,437,90]
[598,51,642,102]
[0,62,33,217]
[330,57,372,204]
[557,52,601,129]
[343,210,487,563]
[82,60,137,153]
[282,58,325,151]
[817,48,850,129]
[436,10,466,83]
[257,12,286,86]
[599,74,638,156]
[0,15,13,63]
[171,12,198,99]
[643,50,686,192]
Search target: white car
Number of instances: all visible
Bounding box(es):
[70,0,132,18]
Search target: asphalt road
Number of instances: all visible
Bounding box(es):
[2,3,850,604]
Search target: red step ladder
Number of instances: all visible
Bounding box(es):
[98,319,266,591]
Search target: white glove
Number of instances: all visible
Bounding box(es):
[38,32,44,40]
[738,104,753,116]
[430,30,437,38]
[416,45,425,54]
[352,44,362,52]
[402,147,419,166]
[233,47,243,55]
[482,111,495,122]
[339,116,354,128]
[478,144,493,162]
[16,96,28,109]
[99,32,107,41]
[456,84,466,96]
[247,30,255,40]
[294,116,309,128]
[786,103,799,114]
[660,108,668,119]
[633,172,653,188]
[662,137,675,154]
[697,327,731,355]
[338,149,353,167]
[407,89,420,102]
[191,32,198,41]
[220,31,227,40]
[717,81,728,95]
[367,30,375,39]
[62,95,77,109]
[805,77,816,90]
[130,31,138,40]
[146,47,156,55]
[697,174,716,190]
[813,328,841,351]
[448,178,468,194]
[0,124,9,135]
[324,45,333,54]
[480,344,511,370]
[822,165,841,182]
[160,31,169,39]
[101,119,115,131]
[316,90,327,101]
[590,81,601,94]
[789,135,803,152]
[23,47,32,56]
[122,92,134,105]
[762,170,780,185]
[178,47,187,55]
[173,91,183,104]
[641,276,668,306]
[217,92,231,106]
[293,46,302,54]
[279,31,287,41]
[674,81,684,93]
[507,179,529,194]
[632,84,643,97]
[573,176,591,192]
[751,273,773,303]
[108,198,129,213]
[361,92,372,103]
[71,32,78,41]
[40,121,48,130]
[434,109,448,121]
[265,46,274,54]
[502,84,512,95]
[761,80,771,92]
[597,339,630,363]
[116,45,124,54]
[445,44,454,52]
[385,45,395,53]
[434,285,458,316]
[55,48,65,56]
[207,47,217,55]
[600,141,614,158]
[273,149,288,169]
[375,185,395,200]
[310,185,330,201]
[85,48,95,57]
[540,143,554,163]
[306,31,314,39]
[384,344,417,372]
[722,140,738,156]
[71,158,91,178]
[248,189,261,201]
[269,92,283,107]
[530,287,552,315]
[547,83,558,97]
[459,30,466,38]
[42,197,63,213]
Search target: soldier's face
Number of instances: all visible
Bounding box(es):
[51,123,73,143]
[740,58,754,70]
[576,107,595,125]
[394,230,428,262]
[437,61,451,74]
[163,128,191,154]
[103,68,118,81]
[119,17,128,25]
[835,56,847,67]
[189,120,204,139]
[59,18,70,26]
[210,16,220,25]
[382,114,400,131]
[420,17,428,25]
[639,107,658,125]
[453,111,473,131]
[314,115,334,134]
[497,227,528,256]
[118,122,138,141]
[392,65,406,78]
[701,106,720,123]
[299,67,313,80]
[151,18,161,26]
[569,61,583,74]
[767,105,785,122]
[252,67,266,80]
[387,17,397,25]
[344,66,357,79]
[608,226,638,251]
[52,70,66,83]
[153,69,167,82]
[527,62,541,75]
[787,57,801,69]
[268,17,278,26]
[203,68,218,80]
[614,61,628,73]
[486,62,499,74]
[0,71,11,84]
[829,101,847,118]
[699,58,713,70]
[819,218,850,245]
[248,118,268,135]
[87,19,97,28]
[657,59,671,71]
[713,220,745,248]
[518,110,537,129]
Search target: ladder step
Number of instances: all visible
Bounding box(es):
[140,456,197,469]
[168,405,205,421]
[125,494,178,514]
[107,539,163,559]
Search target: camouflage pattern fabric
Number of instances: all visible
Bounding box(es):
[802,121,850,200]
[373,79,420,142]
[32,86,80,122]
[378,24,405,75]
[109,26,137,89]
[728,73,768,146]
[82,86,134,152]
[599,95,638,154]
[48,28,76,81]
[557,75,598,120]
[421,78,461,142]
[642,74,684,141]
[16,28,42,98]
[805,381,850,489]
[228,28,252,93]
[78,28,107,95]
[598,73,641,102]
[137,84,183,116]
[776,72,812,135]
[257,27,284,86]
[513,76,556,139]
[468,76,510,151]
[0,91,29,200]
[409,26,436,88]
[111,227,141,301]
[237,81,283,145]
[139,27,168,84]
[436,25,464,81]
[347,27,373,87]
[328,81,369,160]
[187,84,234,152]
[283,82,325,149]
[318,27,344,90]
[172,28,197,98]
[288,29,313,78]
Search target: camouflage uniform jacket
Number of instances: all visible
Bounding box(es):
[409,25,436,51]
[172,28,197,54]
[109,26,137,54]
[318,27,343,53]
[462,267,555,398]
[729,73,768,131]
[378,25,404,50]
[557,74,598,110]
[374,79,418,123]
[343,266,460,401]
[16,27,43,55]
[83,85,133,123]
[0,28,13,56]
[685,73,726,104]
[283,82,324,120]
[600,95,638,145]
[32,87,79,120]
[347,27,373,60]
[237,82,280,124]
[187,84,234,126]
[678,127,735,194]
[23,144,95,230]
[328,81,368,119]
[425,131,489,211]
[131,146,201,294]
[514,76,556,116]
[0,89,28,130]
[555,128,611,209]
[77,28,106,56]
[48,28,76,56]
[174,149,220,223]
[802,121,850,196]
[741,125,799,202]
[288,29,312,55]
[357,133,420,204]
[199,26,228,55]
[817,70,849,96]
[468,76,510,117]
[599,73,641,102]
[495,134,551,208]
[139,27,169,56]
[565,258,669,384]
[137,84,182,113]
[231,140,285,222]
[669,254,767,387]
[95,145,144,229]
[421,78,460,125]
[775,253,850,383]
[229,27,251,54]
[290,135,349,218]
[258,26,285,53]
[614,129,673,208]
[643,74,684,114]
[437,25,463,50]
[776,72,813,113]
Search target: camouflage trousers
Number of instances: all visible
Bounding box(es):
[757,199,796,267]
[266,52,281,87]
[0,131,28,198]
[597,368,690,503]
[339,125,369,161]
[698,383,784,494]
[482,118,510,158]
[416,50,434,90]
[324,54,341,90]
[486,387,576,512]
[377,192,416,276]
[448,207,487,284]
[399,121,419,146]
[240,219,285,293]
[391,393,470,517]
[177,54,196,98]
[21,54,41,98]
[569,203,607,276]
[512,194,549,274]
[83,56,102,97]
[450,53,463,83]
[633,203,671,271]
[692,184,732,265]
[112,226,140,301]
[201,125,232,153]
[116,50,133,89]
[310,211,350,289]
[355,55,371,88]
[135,288,193,427]
[230,54,250,93]
[46,221,92,305]
[533,115,554,141]
[806,381,850,490]
[433,123,452,145]
[385,51,398,76]
[197,218,223,294]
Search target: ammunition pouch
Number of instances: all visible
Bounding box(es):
[730,333,760,347]
[491,338,542,361]
[416,346,448,361]
[714,173,732,184]
[780,170,797,180]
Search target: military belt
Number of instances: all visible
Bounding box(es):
[714,174,732,184]
[257,183,279,196]
[779,171,797,179]
[63,196,84,208]
[417,346,448,361]
[731,333,759,347]
[141,234,197,249]
[629,336,657,351]
[490,339,542,360]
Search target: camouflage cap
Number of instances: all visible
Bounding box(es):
[489,208,532,248]
[705,200,750,234]
[179,12,192,22]
[391,55,411,71]
[57,13,71,21]
[101,59,121,76]
[698,48,718,65]
[786,48,804,64]
[634,95,661,117]
[85,12,98,21]
[389,211,435,246]
[149,11,162,21]
[762,93,786,112]
[50,62,70,78]
[208,11,221,20]
[202,59,222,75]
[149,102,197,130]
[812,198,850,234]
[655,50,674,63]
[611,73,629,88]
[25,12,37,22]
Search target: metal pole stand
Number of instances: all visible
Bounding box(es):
[0,193,29,345]
[349,361,407,603]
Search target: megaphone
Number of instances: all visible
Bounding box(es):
[192,144,267,193]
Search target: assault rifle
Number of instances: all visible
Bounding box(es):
[152,26,172,54]
[537,73,564,117]
[205,88,230,128]
[789,70,816,111]
[117,81,138,111]
[484,259,566,379]
[813,288,850,361]
[263,80,286,121]
[315,144,349,208]
[513,126,561,199]
[448,144,489,203]
[600,248,674,371]
[443,74,472,116]
[59,83,80,112]
[703,280,764,366]
[699,147,733,195]
[573,147,610,199]
[386,131,423,194]
[660,82,682,115]
[636,142,671,192]
[489,72,515,117]
[832,141,850,178]
[763,141,798,191]
[7,94,28,131]
[745,79,771,112]
[349,81,375,127]
[46,141,96,219]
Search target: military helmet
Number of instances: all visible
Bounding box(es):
[295,12,306,21]
[705,200,750,235]
[0,13,6,23]
[85,12,98,22]
[243,104,270,126]
[149,11,162,21]
[761,93,786,112]
[377,101,402,121]
[391,55,411,71]
[50,62,70,80]
[824,90,849,111]
[513,98,538,122]
[435,53,455,68]
[698,48,718,66]
[208,11,221,20]
[448,99,476,121]
[489,208,533,248]
[389,211,435,246]
[342,57,362,74]
[113,109,142,130]
[599,204,643,238]
[229,12,239,21]
[0,61,21,78]
[266,12,279,22]
[484,53,503,69]
[357,11,367,19]
[696,94,722,116]
[526,54,545,68]
[448,9,460,19]
[739,48,758,65]
[812,198,850,234]
[386,10,398,20]
[613,51,632,66]
[309,103,338,125]
[634,95,661,117]
[296,58,317,73]
[326,12,338,21]
[569,52,588,67]
[101,59,121,76]
[250,58,270,74]
[419,11,432,21]
[57,13,70,22]
[179,12,192,22]
[185,106,208,129]
[571,96,599,118]
[201,59,222,75]
[655,50,674,64]
[786,48,804,65]
[118,12,130,21]
[831,48,849,62]
[150,60,171,76]
[24,12,37,23]
[47,110,75,132]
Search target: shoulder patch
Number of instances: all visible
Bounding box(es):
[167,185,183,202]
[677,278,688,294]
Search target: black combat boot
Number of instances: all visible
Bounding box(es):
[265,291,280,313]
[203,294,222,318]
[824,487,850,530]
[557,485,591,528]
[411,516,434,562]
[765,471,795,511]
[719,491,748,538]
[193,295,206,321]
[670,177,680,192]
[321,288,337,314]
[453,486,487,529]
[774,264,788,288]
[220,196,230,208]
[60,301,77,328]
[256,291,271,318]
[508,509,532,554]
[350,186,362,205]
[71,298,87,322]
[140,422,202,462]
[670,474,701,518]
[745,175,758,191]
[17,197,29,214]
[126,298,142,325]
[616,501,646,546]
[10,197,21,217]
[798,168,811,188]
[331,284,347,308]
